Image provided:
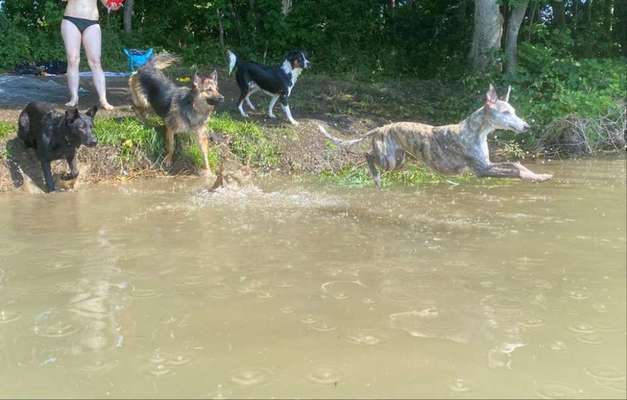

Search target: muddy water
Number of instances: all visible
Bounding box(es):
[0,159,625,398]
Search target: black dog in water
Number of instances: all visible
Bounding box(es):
[18,102,98,192]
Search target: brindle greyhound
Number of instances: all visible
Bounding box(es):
[318,84,553,189]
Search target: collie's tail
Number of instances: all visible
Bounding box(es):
[227,50,238,75]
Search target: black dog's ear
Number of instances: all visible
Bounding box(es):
[86,105,98,118]
[65,108,80,121]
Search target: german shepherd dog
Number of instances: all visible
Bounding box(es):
[318,85,553,189]
[18,102,98,192]
[129,53,224,175]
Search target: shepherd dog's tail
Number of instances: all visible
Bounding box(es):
[227,50,238,75]
[143,52,179,71]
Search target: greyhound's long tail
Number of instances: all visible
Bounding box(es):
[317,124,379,149]
[227,50,238,75]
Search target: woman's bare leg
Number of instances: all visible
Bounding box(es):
[61,20,82,107]
[82,24,113,110]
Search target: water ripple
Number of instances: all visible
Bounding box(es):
[585,366,626,381]
[0,310,21,324]
[536,382,581,399]
[448,378,472,393]
[230,368,274,386]
[568,322,595,334]
[389,308,468,344]
[306,367,341,385]
[33,309,79,338]
[344,330,385,346]
[575,333,604,345]
[321,280,367,301]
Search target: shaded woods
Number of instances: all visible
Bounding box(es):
[1,0,625,77]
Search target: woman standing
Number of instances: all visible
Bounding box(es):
[61,0,121,109]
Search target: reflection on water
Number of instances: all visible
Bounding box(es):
[0,159,625,398]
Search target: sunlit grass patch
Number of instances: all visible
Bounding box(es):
[0,121,15,140]
[320,164,478,188]
[179,135,220,170]
[95,117,163,162]
[208,113,279,169]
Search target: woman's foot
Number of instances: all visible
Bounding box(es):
[99,100,114,111]
[65,98,79,107]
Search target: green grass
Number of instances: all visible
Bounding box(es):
[93,115,273,171]
[94,117,163,162]
[179,135,220,170]
[320,164,479,188]
[208,113,280,169]
[0,121,15,140]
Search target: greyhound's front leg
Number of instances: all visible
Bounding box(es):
[366,152,382,190]
[40,160,56,192]
[475,162,552,182]
[63,155,80,180]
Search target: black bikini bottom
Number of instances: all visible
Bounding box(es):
[63,16,99,34]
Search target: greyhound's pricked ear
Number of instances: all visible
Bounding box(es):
[504,85,512,103]
[86,105,98,118]
[65,108,80,121]
[485,84,498,107]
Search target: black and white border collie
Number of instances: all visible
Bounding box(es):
[227,50,310,125]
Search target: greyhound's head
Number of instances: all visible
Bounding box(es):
[483,84,530,133]
[65,106,98,147]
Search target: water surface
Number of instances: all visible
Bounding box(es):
[0,159,625,398]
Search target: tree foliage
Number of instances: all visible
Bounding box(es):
[0,0,624,79]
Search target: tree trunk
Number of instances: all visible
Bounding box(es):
[552,0,565,27]
[615,0,627,57]
[281,0,292,16]
[456,0,468,26]
[217,8,225,50]
[527,0,538,41]
[469,0,503,72]
[123,0,134,33]
[505,0,528,78]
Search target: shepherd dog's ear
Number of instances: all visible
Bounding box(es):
[65,108,80,121]
[209,69,218,82]
[86,105,98,118]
